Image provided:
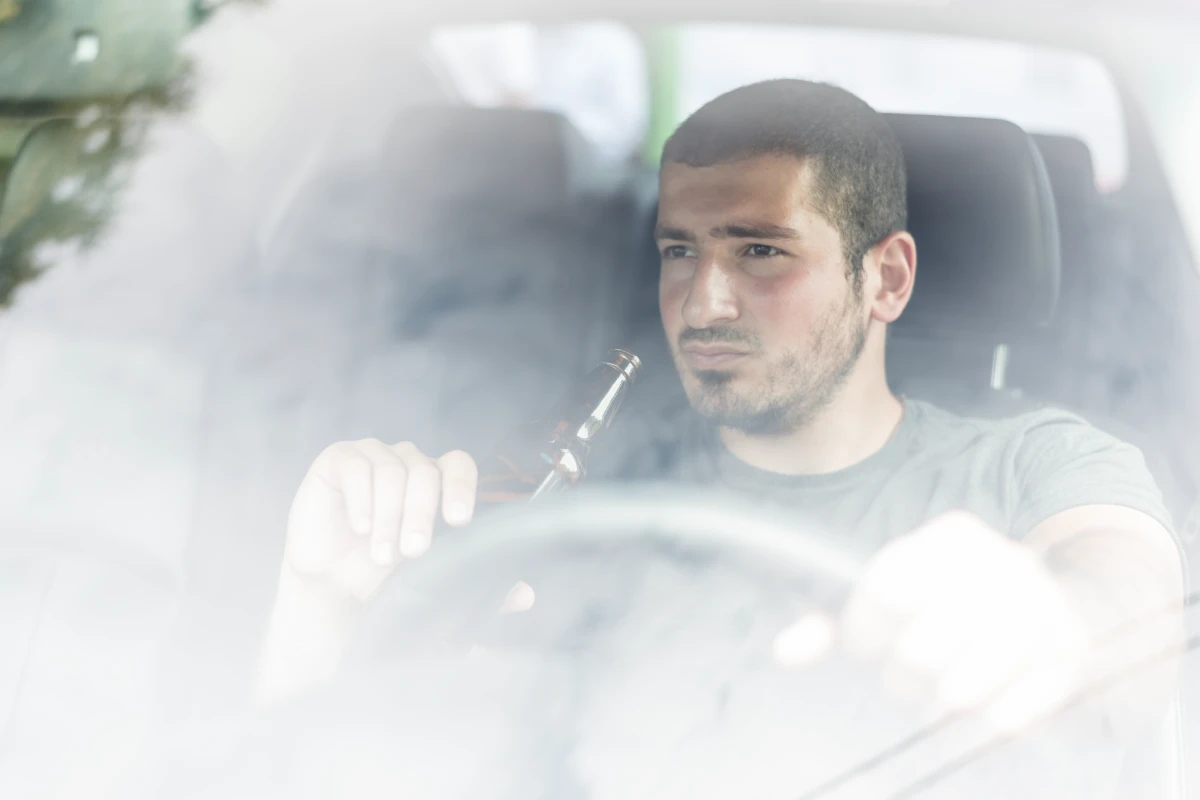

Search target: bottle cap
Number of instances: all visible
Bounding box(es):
[604,349,641,382]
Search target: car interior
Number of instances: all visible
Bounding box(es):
[3,2,1200,796]
[268,94,1199,532]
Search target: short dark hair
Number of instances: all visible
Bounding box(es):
[661,79,907,285]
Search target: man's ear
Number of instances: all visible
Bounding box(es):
[867,231,917,324]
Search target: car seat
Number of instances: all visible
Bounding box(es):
[350,105,643,457]
[888,113,1186,800]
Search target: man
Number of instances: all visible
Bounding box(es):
[258,81,1183,753]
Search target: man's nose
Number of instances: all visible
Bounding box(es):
[681,257,740,329]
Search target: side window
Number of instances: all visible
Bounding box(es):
[429,22,650,164]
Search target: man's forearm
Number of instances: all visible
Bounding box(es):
[1040,525,1185,740]
[254,565,363,708]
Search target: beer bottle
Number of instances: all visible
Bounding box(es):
[476,348,641,505]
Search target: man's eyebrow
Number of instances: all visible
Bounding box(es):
[713,223,803,240]
[654,225,695,242]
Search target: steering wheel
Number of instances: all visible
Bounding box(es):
[111,488,1098,800]
[315,487,989,800]
[383,485,861,591]
[346,485,864,661]
[312,487,1101,800]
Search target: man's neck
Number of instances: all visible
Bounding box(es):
[717,382,904,476]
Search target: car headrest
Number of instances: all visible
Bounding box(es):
[380,106,603,233]
[1032,133,1098,207]
[887,114,1061,340]
[1030,134,1101,300]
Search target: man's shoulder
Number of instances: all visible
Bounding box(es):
[903,397,1137,479]
[906,396,1097,441]
[905,397,1169,534]
[906,396,1148,483]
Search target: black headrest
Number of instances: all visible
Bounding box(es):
[1032,134,1098,205]
[1030,134,1101,296]
[888,114,1061,340]
[381,106,598,230]
[1031,132,1102,246]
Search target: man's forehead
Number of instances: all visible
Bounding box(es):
[659,154,813,188]
[656,156,820,229]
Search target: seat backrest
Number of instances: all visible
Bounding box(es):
[380,105,632,342]
[1008,134,1103,404]
[888,114,1061,344]
[882,114,1060,411]
[882,117,1186,800]
[272,105,642,457]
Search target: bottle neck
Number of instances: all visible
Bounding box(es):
[559,349,640,447]
[572,370,629,443]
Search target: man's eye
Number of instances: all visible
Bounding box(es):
[746,244,782,257]
[661,245,693,260]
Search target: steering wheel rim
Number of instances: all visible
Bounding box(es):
[369,484,866,613]
[305,488,1094,800]
[342,484,870,670]
[317,487,912,800]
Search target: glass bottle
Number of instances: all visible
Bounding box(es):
[476,348,641,504]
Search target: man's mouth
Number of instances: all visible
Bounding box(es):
[681,346,750,369]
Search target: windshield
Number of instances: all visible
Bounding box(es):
[430,22,1128,187]
[2,3,1199,799]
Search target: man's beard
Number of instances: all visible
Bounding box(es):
[677,299,869,436]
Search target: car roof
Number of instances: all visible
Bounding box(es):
[404,0,1197,51]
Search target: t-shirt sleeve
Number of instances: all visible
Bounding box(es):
[1008,410,1174,538]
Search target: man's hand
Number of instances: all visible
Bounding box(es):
[287,439,479,598]
[256,440,479,705]
[839,513,1092,732]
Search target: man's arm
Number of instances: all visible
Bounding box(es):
[255,440,479,708]
[841,504,1185,740]
[1024,504,1186,738]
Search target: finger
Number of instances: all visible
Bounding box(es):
[841,590,907,663]
[349,438,411,551]
[841,513,990,661]
[935,628,1029,714]
[879,608,974,710]
[398,460,441,559]
[436,450,479,526]
[773,611,837,670]
[333,448,374,537]
[889,603,974,678]
[841,555,928,662]
[499,581,536,614]
[369,458,408,567]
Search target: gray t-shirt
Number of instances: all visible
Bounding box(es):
[586,396,1176,798]
[602,397,1173,556]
